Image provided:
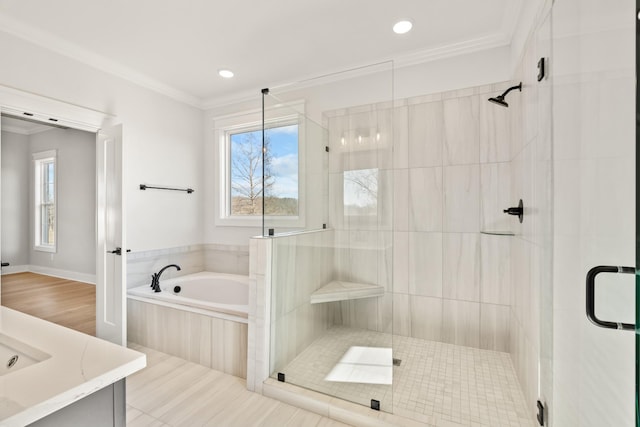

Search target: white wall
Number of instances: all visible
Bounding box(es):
[1,130,30,266]
[27,128,96,275]
[0,31,203,253]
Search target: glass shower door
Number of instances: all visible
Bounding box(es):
[265,62,395,413]
[550,0,636,426]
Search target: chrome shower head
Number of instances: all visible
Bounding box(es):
[488,82,522,108]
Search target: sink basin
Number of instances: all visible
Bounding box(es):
[0,333,50,376]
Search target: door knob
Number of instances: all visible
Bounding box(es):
[107,247,131,256]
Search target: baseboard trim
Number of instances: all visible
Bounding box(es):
[2,265,96,285]
[1,265,29,275]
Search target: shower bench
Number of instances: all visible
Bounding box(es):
[310,280,384,304]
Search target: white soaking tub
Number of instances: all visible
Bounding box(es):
[127,271,249,320]
[127,271,249,378]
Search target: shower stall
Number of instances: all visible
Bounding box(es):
[246,2,636,426]
[250,62,541,425]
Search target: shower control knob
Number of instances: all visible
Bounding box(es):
[503,199,524,223]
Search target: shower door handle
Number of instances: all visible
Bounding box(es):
[585,265,635,331]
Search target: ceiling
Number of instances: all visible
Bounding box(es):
[0,0,523,108]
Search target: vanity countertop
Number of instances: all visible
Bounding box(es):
[0,307,146,426]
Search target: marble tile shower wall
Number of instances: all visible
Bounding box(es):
[126,244,249,288]
[325,103,394,336]
[203,244,250,276]
[325,83,516,352]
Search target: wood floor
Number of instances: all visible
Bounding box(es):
[1,272,96,336]
[0,274,350,425]
[127,344,351,427]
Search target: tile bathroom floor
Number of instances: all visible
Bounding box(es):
[278,326,534,427]
[126,344,351,427]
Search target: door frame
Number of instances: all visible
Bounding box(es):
[0,84,126,343]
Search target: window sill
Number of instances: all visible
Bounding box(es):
[34,245,56,253]
[216,215,304,229]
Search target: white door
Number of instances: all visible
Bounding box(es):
[96,124,126,345]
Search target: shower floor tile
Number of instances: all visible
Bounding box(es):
[325,346,393,384]
[277,326,534,427]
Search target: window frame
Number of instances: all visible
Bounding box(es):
[214,101,306,228]
[33,149,57,253]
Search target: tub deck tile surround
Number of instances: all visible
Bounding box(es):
[128,299,248,378]
[126,344,350,427]
[126,244,250,288]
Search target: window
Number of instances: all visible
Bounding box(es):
[33,150,57,252]
[215,102,305,227]
[229,124,299,216]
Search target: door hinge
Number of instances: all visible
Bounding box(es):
[537,400,545,426]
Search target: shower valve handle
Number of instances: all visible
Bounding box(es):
[503,199,524,223]
[503,207,522,215]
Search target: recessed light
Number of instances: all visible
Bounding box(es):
[393,20,413,34]
[218,69,234,79]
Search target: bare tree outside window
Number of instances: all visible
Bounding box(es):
[229,124,299,216]
[230,131,272,214]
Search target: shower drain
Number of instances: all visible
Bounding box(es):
[393,358,401,367]
[7,355,18,369]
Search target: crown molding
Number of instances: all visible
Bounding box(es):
[201,63,390,110]
[0,2,525,113]
[201,89,262,111]
[201,34,512,110]
[0,13,204,109]
[393,33,511,69]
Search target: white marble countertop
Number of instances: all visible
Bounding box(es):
[0,307,146,426]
